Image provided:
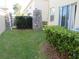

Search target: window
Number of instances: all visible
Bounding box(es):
[50,7,55,22]
[50,15,54,21]
[59,3,77,29]
[59,6,69,28]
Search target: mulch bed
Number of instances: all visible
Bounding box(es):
[42,42,69,59]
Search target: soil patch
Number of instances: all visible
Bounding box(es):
[42,42,68,59]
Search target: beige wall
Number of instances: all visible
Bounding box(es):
[0,16,5,34]
[35,0,49,21]
[49,0,79,29]
[0,9,6,34]
[24,0,49,22]
[24,0,35,16]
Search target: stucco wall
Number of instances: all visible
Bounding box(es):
[35,0,49,21]
[0,16,5,34]
[0,9,6,34]
[24,1,35,16]
[49,0,79,29]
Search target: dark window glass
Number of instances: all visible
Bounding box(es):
[59,3,77,29]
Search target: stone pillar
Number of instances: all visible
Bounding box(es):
[33,8,42,31]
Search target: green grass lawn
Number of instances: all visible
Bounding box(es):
[0,30,47,59]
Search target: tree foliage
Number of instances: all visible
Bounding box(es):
[13,3,22,16]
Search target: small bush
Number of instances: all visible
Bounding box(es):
[26,16,32,29]
[44,26,79,59]
[15,16,32,29]
[42,21,48,26]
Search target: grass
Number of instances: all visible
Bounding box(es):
[0,30,47,59]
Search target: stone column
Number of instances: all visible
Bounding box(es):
[33,8,42,31]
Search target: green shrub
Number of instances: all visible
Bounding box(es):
[26,16,32,29]
[44,26,79,59]
[42,21,48,26]
[15,16,26,29]
[15,16,32,29]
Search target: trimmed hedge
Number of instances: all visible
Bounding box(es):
[44,26,79,59]
[15,16,32,29]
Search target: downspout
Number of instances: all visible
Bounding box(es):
[47,0,50,25]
